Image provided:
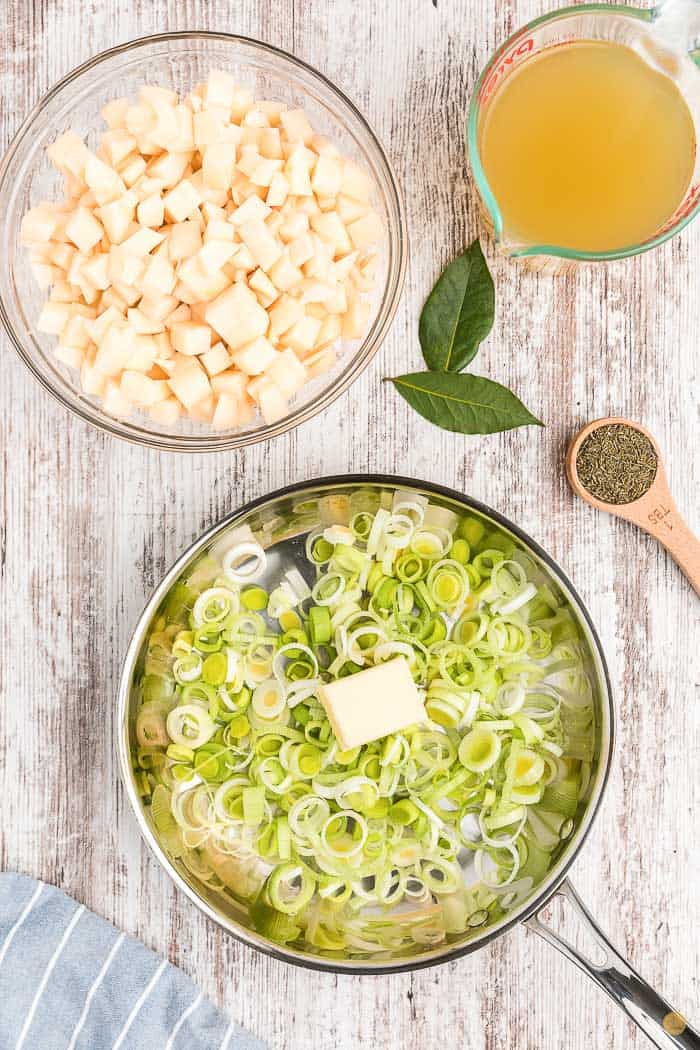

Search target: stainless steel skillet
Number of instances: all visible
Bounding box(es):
[117,475,699,1048]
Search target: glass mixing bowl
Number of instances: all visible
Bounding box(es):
[0,32,407,451]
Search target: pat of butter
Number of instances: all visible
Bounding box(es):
[318,657,425,751]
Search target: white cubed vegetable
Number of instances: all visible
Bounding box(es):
[47,131,88,178]
[260,128,283,159]
[119,155,148,187]
[125,103,155,137]
[189,169,229,207]
[140,84,178,109]
[189,395,216,422]
[337,194,369,224]
[127,333,158,371]
[211,392,240,430]
[170,104,195,151]
[288,233,314,267]
[230,195,271,226]
[347,210,383,250]
[169,220,202,262]
[37,301,73,335]
[100,129,137,167]
[266,172,289,208]
[202,142,238,190]
[211,370,248,397]
[170,321,211,356]
[280,108,313,144]
[163,179,202,222]
[237,146,262,178]
[205,282,269,349]
[139,292,179,323]
[21,206,60,243]
[137,193,164,228]
[147,151,191,188]
[142,255,176,295]
[80,359,108,396]
[60,313,92,349]
[324,284,348,315]
[84,153,126,205]
[127,307,163,335]
[149,397,181,425]
[232,336,279,375]
[103,380,133,418]
[311,212,352,256]
[282,315,322,354]
[108,249,145,287]
[198,239,238,273]
[305,346,336,377]
[268,294,304,339]
[166,303,192,327]
[231,86,255,121]
[250,158,283,187]
[279,211,309,242]
[266,347,307,397]
[205,69,237,111]
[30,261,58,288]
[81,253,111,290]
[65,207,104,255]
[316,314,342,349]
[342,297,371,339]
[204,219,235,243]
[341,159,373,202]
[248,267,279,307]
[285,148,314,196]
[121,226,164,256]
[101,98,129,129]
[120,370,170,405]
[96,193,137,244]
[330,250,359,282]
[267,252,303,292]
[94,324,133,376]
[259,380,289,424]
[55,344,85,369]
[201,342,232,376]
[311,154,343,198]
[167,355,212,409]
[176,258,231,302]
[238,219,282,272]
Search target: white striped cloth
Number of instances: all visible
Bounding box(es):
[0,873,266,1050]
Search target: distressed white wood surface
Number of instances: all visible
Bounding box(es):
[1,1,698,1048]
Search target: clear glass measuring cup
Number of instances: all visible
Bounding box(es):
[467,2,700,264]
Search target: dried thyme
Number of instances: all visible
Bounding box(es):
[576,423,657,504]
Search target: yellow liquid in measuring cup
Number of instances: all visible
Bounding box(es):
[479,40,696,252]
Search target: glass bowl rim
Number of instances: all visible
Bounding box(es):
[116,472,615,974]
[0,30,408,452]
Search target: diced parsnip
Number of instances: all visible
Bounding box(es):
[280,108,313,144]
[47,131,89,179]
[21,206,60,243]
[316,314,342,349]
[300,279,336,305]
[108,248,145,287]
[166,303,192,327]
[189,394,216,422]
[230,195,271,226]
[64,207,104,255]
[265,347,307,397]
[205,282,269,350]
[342,296,371,340]
[121,226,165,256]
[231,86,255,122]
[111,280,142,307]
[120,369,170,405]
[340,159,373,202]
[169,220,202,262]
[170,104,196,151]
[285,147,315,196]
[259,379,289,424]
[287,232,314,267]
[232,336,279,375]
[147,151,191,188]
[267,252,303,293]
[238,219,282,271]
[37,301,73,335]
[248,267,279,308]
[237,146,262,179]
[59,312,92,350]
[103,379,134,417]
[163,178,202,222]
[149,397,181,425]
[140,84,178,109]
[250,158,283,188]
[138,292,179,324]
[79,253,109,291]
[30,261,59,288]
[125,103,156,137]
[330,250,359,282]
[202,142,237,190]
[311,211,352,256]
[337,194,369,224]
[120,155,148,187]
[96,192,137,244]
[188,169,229,208]
[94,323,134,376]
[204,69,237,110]
[84,153,126,206]
[211,370,248,397]
[303,235,335,280]
[137,193,165,228]
[167,354,211,409]
[99,287,128,313]
[101,97,129,129]
[229,244,256,273]
[266,172,289,208]
[198,239,238,273]
[211,392,241,429]
[204,218,235,243]
[201,342,232,376]
[279,211,309,242]
[81,358,108,396]
[49,280,78,303]
[176,258,231,302]
[347,209,383,250]
[324,283,348,315]
[268,294,304,340]
[55,343,85,369]
[305,346,337,378]
[142,254,176,296]
[170,321,212,356]
[311,154,343,198]
[127,307,163,335]
[127,333,158,371]
[260,127,283,160]
[282,315,322,355]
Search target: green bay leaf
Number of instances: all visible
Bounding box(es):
[419,240,495,372]
[388,372,543,434]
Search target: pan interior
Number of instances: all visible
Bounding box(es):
[119,478,612,971]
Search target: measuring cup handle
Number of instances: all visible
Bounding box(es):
[655,515,700,597]
[526,878,700,1049]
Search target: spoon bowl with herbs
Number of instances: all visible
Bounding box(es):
[567,417,700,596]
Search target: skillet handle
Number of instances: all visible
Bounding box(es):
[526,878,700,1050]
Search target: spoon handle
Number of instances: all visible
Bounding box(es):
[637,501,700,597]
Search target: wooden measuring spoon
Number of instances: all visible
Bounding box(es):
[566,416,700,597]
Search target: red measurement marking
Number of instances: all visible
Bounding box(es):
[479,37,535,101]
[648,505,674,530]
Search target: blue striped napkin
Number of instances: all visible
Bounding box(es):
[0,873,266,1050]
